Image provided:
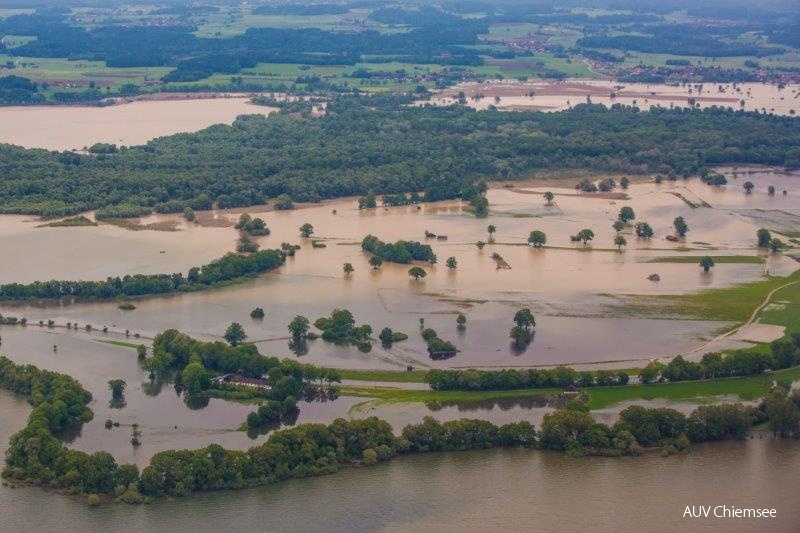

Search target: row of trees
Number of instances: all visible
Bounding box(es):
[0,249,285,301]
[640,336,800,383]
[427,366,629,391]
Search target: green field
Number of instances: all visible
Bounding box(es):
[0,53,171,92]
[633,270,800,324]
[340,365,800,411]
[338,369,429,383]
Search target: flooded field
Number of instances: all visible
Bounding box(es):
[2,170,797,373]
[1,424,798,532]
[0,96,274,150]
[432,79,800,116]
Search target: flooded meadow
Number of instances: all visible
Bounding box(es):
[432,79,800,116]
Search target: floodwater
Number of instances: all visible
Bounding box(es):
[2,170,798,371]
[0,97,274,150]
[432,79,800,116]
[1,400,798,533]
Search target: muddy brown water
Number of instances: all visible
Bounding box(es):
[2,172,798,373]
[0,98,275,150]
[433,79,800,116]
[0,386,798,533]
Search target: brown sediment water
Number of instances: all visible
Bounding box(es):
[0,98,276,150]
[1,171,797,372]
[430,79,800,116]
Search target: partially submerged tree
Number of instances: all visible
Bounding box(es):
[618,206,635,223]
[408,266,427,280]
[513,308,535,331]
[673,216,688,237]
[528,230,547,247]
[577,228,594,245]
[543,191,555,205]
[699,256,715,272]
[615,234,627,250]
[288,315,310,339]
[343,262,354,276]
[757,228,772,247]
[446,257,457,269]
[224,322,246,346]
[635,222,654,238]
[299,223,314,238]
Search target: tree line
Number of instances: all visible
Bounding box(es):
[0,249,285,300]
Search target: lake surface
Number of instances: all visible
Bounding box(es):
[0,97,274,150]
[433,79,800,116]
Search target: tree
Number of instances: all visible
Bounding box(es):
[446,257,457,269]
[509,325,530,347]
[743,181,754,193]
[769,238,784,253]
[577,229,594,244]
[612,220,624,233]
[528,230,546,247]
[343,262,354,276]
[273,194,294,210]
[288,315,310,338]
[513,308,535,330]
[299,223,314,238]
[181,362,210,395]
[757,228,772,247]
[620,176,630,189]
[543,191,555,205]
[615,234,627,250]
[456,314,466,329]
[618,206,635,223]
[224,322,246,346]
[369,256,383,269]
[673,216,688,237]
[408,266,427,280]
[768,185,775,196]
[475,240,485,250]
[108,379,126,399]
[635,222,654,238]
[183,207,195,222]
[136,344,147,361]
[699,256,715,272]
[358,193,376,209]
[487,225,496,238]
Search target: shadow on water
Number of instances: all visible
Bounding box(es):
[423,392,569,413]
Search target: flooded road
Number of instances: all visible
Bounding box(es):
[0,97,274,150]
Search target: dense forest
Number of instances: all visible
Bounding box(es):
[2,355,797,503]
[1,98,798,217]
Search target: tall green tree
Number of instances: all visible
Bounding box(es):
[224,322,247,346]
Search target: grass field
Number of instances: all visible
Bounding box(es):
[339,369,429,383]
[0,53,171,91]
[635,270,800,324]
[340,365,800,411]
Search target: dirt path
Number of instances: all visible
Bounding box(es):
[678,279,800,361]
